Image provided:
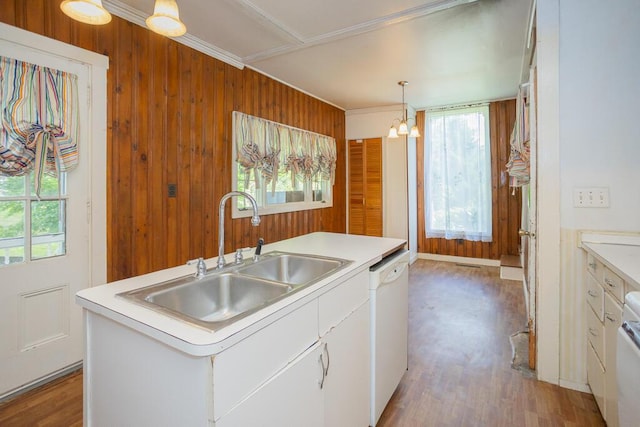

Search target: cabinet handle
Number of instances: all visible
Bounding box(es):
[587,290,598,298]
[605,278,616,288]
[605,313,617,323]
[589,328,598,337]
[318,352,326,389]
[588,262,596,269]
[323,343,330,377]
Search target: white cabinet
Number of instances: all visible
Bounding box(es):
[584,251,625,427]
[219,270,371,427]
[322,303,370,427]
[83,269,373,426]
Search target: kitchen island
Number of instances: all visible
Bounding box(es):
[76,232,406,426]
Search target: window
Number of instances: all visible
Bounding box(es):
[424,105,492,242]
[232,112,335,217]
[0,172,67,266]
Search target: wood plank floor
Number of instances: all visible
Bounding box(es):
[377,260,604,427]
[0,369,82,426]
[0,259,605,426]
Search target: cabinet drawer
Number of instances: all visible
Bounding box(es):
[586,273,604,321]
[587,342,606,419]
[586,253,604,283]
[212,300,318,420]
[603,266,625,303]
[319,270,369,336]
[587,304,605,362]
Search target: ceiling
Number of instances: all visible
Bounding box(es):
[104,0,533,111]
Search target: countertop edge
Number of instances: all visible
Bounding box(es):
[76,232,407,355]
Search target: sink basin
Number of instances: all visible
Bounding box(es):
[238,252,350,286]
[118,251,351,331]
[120,273,291,328]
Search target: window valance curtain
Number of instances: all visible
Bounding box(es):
[0,56,79,196]
[233,111,336,191]
[505,86,530,191]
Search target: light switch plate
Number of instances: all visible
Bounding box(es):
[573,187,609,208]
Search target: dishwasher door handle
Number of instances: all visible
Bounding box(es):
[380,262,408,286]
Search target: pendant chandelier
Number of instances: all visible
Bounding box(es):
[61,0,187,37]
[388,81,420,139]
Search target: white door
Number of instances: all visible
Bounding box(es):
[0,43,92,398]
[521,63,538,370]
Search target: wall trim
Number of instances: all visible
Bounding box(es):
[558,379,590,394]
[417,253,500,267]
[103,0,245,69]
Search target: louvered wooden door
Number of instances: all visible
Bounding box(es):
[348,139,382,237]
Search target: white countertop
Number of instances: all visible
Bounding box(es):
[581,232,640,290]
[76,232,405,356]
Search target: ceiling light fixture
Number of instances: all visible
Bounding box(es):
[60,0,112,25]
[146,0,187,37]
[388,81,420,139]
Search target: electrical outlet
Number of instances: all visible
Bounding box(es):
[573,187,609,208]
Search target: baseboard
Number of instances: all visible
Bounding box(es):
[558,379,591,394]
[417,253,500,267]
[0,362,82,403]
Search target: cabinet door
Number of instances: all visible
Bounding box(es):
[216,342,324,427]
[604,293,623,427]
[587,341,606,419]
[322,302,370,427]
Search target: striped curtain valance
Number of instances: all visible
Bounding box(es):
[233,111,337,191]
[505,85,530,191]
[0,56,79,196]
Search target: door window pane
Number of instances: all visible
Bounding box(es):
[31,200,66,260]
[0,175,25,197]
[0,200,25,265]
[30,173,66,197]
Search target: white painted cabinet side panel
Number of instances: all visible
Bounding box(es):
[85,313,211,426]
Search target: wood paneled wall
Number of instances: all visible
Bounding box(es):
[0,1,346,281]
[416,100,521,260]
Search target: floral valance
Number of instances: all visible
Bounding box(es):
[0,56,79,196]
[233,111,337,191]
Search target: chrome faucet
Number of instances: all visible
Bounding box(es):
[217,191,260,269]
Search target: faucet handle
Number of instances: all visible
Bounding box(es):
[234,247,251,264]
[187,257,207,278]
[254,238,264,260]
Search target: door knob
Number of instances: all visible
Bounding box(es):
[518,229,535,237]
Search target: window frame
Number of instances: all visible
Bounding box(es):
[231,112,335,219]
[0,172,68,266]
[424,104,493,242]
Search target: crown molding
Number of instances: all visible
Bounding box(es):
[103,0,245,70]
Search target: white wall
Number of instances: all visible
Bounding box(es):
[536,0,640,390]
[345,106,418,259]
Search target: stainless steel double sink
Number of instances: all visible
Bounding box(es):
[118,252,351,331]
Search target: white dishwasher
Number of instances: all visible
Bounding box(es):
[617,292,640,427]
[369,248,410,426]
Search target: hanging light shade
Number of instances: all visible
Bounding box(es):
[146,0,187,37]
[398,120,409,135]
[60,0,112,25]
[387,81,420,139]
